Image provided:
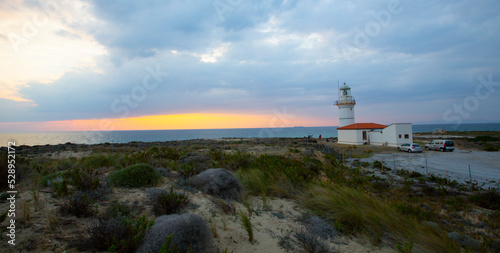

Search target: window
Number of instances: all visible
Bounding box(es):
[362,131,367,140]
[399,134,402,138]
[404,134,409,139]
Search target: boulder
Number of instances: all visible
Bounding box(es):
[178,153,211,165]
[188,168,244,201]
[447,231,481,249]
[137,213,213,253]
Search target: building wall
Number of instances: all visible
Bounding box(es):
[337,129,363,145]
[383,123,413,147]
[368,130,384,145]
[338,105,355,127]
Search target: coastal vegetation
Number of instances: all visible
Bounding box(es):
[0,136,499,252]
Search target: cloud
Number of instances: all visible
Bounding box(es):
[1,0,500,130]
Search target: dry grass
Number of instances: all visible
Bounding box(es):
[302,185,460,253]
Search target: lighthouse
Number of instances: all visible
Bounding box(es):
[335,82,356,127]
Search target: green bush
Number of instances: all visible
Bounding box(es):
[373,160,383,169]
[108,163,162,188]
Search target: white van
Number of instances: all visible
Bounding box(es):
[424,140,455,152]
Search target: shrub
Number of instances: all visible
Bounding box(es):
[483,144,499,152]
[69,167,101,192]
[82,154,116,168]
[294,231,331,253]
[188,168,244,201]
[409,171,423,178]
[469,191,500,210]
[85,214,154,253]
[137,213,213,253]
[209,149,226,163]
[224,152,254,170]
[178,163,204,180]
[41,170,68,187]
[109,163,162,188]
[373,160,383,170]
[162,147,182,160]
[60,191,95,218]
[103,200,132,218]
[44,166,106,197]
[146,187,189,216]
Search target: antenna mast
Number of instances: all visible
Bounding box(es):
[337,81,339,97]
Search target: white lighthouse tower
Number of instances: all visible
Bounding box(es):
[335,82,356,127]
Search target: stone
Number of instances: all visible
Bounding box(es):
[188,168,244,201]
[447,231,481,249]
[138,213,213,253]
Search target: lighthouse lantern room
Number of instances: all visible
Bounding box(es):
[334,82,356,127]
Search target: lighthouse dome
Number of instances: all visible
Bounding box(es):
[340,83,350,90]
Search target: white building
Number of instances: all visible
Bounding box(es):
[335,84,413,147]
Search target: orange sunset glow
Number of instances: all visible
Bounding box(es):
[0,113,328,132]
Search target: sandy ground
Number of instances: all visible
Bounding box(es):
[358,149,500,188]
[0,173,396,253]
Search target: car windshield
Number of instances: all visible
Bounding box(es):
[413,144,421,148]
[445,141,454,146]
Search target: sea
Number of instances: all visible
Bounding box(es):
[1,123,500,147]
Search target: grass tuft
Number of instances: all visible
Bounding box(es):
[108,163,162,188]
[146,187,189,216]
[240,211,253,242]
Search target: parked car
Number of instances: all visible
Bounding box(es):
[398,143,423,153]
[425,140,455,152]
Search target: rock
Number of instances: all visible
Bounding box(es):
[155,167,170,176]
[188,168,245,201]
[301,215,337,240]
[178,153,211,165]
[424,221,440,229]
[392,175,405,183]
[447,231,481,249]
[138,213,213,253]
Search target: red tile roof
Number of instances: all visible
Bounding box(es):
[337,123,387,130]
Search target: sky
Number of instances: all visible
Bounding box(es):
[1,0,499,132]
